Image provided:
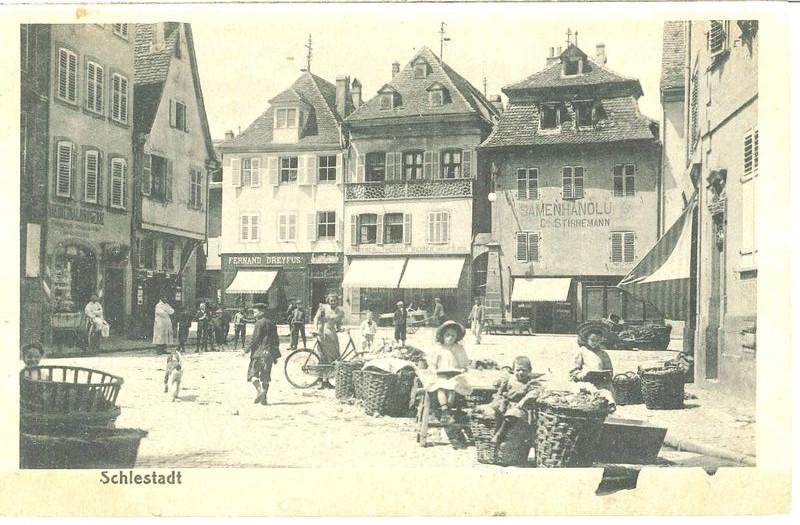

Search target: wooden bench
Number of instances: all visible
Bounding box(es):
[484,318,535,336]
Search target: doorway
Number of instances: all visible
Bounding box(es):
[705,231,722,379]
[104,268,125,334]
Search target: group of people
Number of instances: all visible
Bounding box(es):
[153,296,245,355]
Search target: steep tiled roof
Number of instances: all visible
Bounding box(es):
[661,21,686,92]
[220,73,342,151]
[481,97,657,148]
[134,23,181,85]
[503,45,642,97]
[346,46,498,124]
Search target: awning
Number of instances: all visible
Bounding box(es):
[225,270,278,294]
[342,257,406,288]
[399,257,465,289]
[511,278,572,303]
[618,195,697,320]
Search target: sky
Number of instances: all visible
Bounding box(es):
[190,4,665,140]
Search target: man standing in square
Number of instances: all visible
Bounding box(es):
[468,297,485,345]
[247,303,281,405]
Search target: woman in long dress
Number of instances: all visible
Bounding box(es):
[313,292,344,389]
[153,294,175,355]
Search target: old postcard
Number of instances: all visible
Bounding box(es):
[0,0,792,516]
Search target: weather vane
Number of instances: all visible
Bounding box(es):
[439,22,451,60]
[301,34,313,72]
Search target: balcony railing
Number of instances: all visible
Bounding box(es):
[345,178,473,201]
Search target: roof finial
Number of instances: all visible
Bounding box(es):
[302,34,313,73]
[439,22,451,61]
[574,30,578,48]
[566,28,572,47]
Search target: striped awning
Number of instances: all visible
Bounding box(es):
[226,270,278,294]
[618,195,697,320]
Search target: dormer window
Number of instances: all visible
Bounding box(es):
[413,58,429,79]
[574,101,594,129]
[539,103,561,131]
[276,108,298,129]
[380,94,393,110]
[378,86,400,110]
[563,58,582,76]
[426,82,448,107]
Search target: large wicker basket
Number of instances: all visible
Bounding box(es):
[352,368,365,400]
[362,369,397,416]
[334,360,363,401]
[612,372,644,406]
[465,387,496,407]
[640,366,685,410]
[387,368,417,417]
[470,415,532,466]
[535,398,610,468]
[20,427,147,469]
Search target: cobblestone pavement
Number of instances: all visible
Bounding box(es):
[48,326,754,467]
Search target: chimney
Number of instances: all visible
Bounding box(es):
[351,78,363,108]
[595,43,607,65]
[152,23,165,51]
[489,95,504,114]
[392,61,400,78]
[224,130,234,141]
[336,75,352,117]
[546,46,560,67]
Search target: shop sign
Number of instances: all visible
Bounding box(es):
[226,254,307,267]
[49,203,104,225]
[311,253,339,265]
[518,201,614,229]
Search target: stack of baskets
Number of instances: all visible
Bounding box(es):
[334,360,364,401]
[612,372,644,406]
[20,365,147,469]
[470,415,532,466]
[639,365,685,410]
[535,390,614,468]
[361,367,417,417]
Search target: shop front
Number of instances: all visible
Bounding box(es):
[510,277,575,334]
[309,253,343,319]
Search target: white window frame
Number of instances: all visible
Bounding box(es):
[741,127,759,268]
[317,211,337,240]
[574,100,594,129]
[278,212,298,242]
[112,24,129,39]
[111,73,129,124]
[427,210,450,244]
[613,164,636,197]
[240,213,260,243]
[515,232,541,263]
[83,150,100,204]
[280,156,298,183]
[110,157,127,209]
[85,60,104,114]
[55,141,73,198]
[276,108,298,129]
[57,47,78,104]
[610,231,636,264]
[318,155,337,182]
[429,90,444,107]
[562,166,585,200]
[380,93,394,110]
[189,169,203,209]
[516,168,539,200]
[539,103,561,132]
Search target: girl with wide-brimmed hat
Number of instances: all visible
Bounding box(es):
[570,321,615,394]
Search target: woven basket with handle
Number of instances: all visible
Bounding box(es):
[469,415,533,466]
[612,372,643,406]
[334,360,363,401]
[639,365,685,410]
[362,369,397,416]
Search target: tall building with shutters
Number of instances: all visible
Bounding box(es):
[20,24,136,347]
[478,42,661,334]
[342,47,499,324]
[218,72,350,316]
[132,23,218,338]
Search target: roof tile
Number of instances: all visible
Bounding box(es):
[661,21,687,92]
[134,24,180,85]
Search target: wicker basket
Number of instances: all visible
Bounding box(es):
[352,368,365,400]
[465,387,496,406]
[21,406,121,434]
[612,372,644,406]
[470,415,532,466]
[640,366,685,410]
[20,427,147,469]
[334,360,363,401]
[21,366,123,414]
[362,369,397,416]
[535,400,609,468]
[388,368,417,417]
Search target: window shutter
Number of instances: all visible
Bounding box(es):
[350,215,358,246]
[58,49,68,100]
[231,158,241,187]
[516,233,527,262]
[624,165,635,197]
[516,168,527,199]
[111,159,126,208]
[610,233,622,263]
[165,159,173,202]
[528,233,539,262]
[562,167,573,199]
[306,155,317,185]
[169,99,176,128]
[142,153,152,195]
[432,151,440,179]
[335,153,343,184]
[337,215,343,242]
[356,154,365,182]
[119,76,128,124]
[443,211,450,243]
[198,170,204,209]
[386,152,395,180]
[574,167,584,199]
[423,151,433,180]
[95,65,104,112]
[84,151,99,203]
[251,215,259,241]
[376,214,384,245]
[67,51,77,102]
[623,232,635,263]
[426,212,433,243]
[403,213,412,244]
[530,169,539,200]
[297,156,307,185]
[613,165,623,197]
[251,157,261,187]
[307,212,317,241]
[462,149,473,178]
[240,215,249,241]
[56,141,72,197]
[743,131,754,178]
[86,62,96,111]
[268,156,279,185]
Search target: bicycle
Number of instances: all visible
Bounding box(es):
[283,328,367,389]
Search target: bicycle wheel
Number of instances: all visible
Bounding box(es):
[407,324,419,335]
[284,348,322,389]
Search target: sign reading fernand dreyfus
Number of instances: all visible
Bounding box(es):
[225,254,308,267]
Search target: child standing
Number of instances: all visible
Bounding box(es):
[232,307,247,350]
[360,311,377,352]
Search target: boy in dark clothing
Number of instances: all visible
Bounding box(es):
[176,311,191,352]
[290,301,307,350]
[247,303,281,406]
[195,303,214,352]
[393,300,408,348]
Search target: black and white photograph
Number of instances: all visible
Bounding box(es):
[4,0,793,517]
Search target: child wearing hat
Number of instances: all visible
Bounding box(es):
[393,301,408,347]
[570,322,615,395]
[426,321,472,438]
[246,303,281,405]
